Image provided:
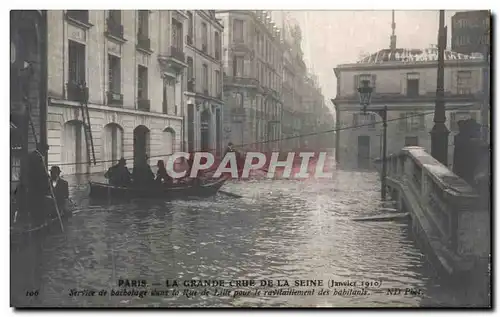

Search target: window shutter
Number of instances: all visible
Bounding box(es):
[419,112,425,129]
[353,75,359,95]
[449,70,457,94]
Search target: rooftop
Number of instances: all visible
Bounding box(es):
[356,47,483,64]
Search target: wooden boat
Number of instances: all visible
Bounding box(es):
[89,176,228,201]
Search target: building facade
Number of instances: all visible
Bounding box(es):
[333,47,484,169]
[46,10,186,174]
[184,10,224,155]
[216,10,284,152]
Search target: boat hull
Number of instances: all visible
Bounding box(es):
[89,177,228,201]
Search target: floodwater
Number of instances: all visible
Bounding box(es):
[10,168,489,307]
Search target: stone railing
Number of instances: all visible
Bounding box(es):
[386,146,489,273]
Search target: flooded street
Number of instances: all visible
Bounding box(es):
[11,170,484,307]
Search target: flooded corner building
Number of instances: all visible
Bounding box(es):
[216,10,284,152]
[10,10,49,194]
[184,11,224,155]
[46,10,186,175]
[332,47,484,169]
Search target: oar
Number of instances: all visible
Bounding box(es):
[219,190,243,198]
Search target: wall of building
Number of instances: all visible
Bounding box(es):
[337,62,484,97]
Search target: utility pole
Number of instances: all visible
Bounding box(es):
[430,10,449,166]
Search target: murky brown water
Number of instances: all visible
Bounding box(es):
[10,169,489,307]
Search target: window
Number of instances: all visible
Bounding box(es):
[450,111,478,131]
[187,11,193,44]
[68,40,86,86]
[202,22,208,52]
[215,70,220,95]
[405,136,419,146]
[233,19,244,43]
[353,113,376,129]
[233,56,244,77]
[108,54,121,93]
[202,64,208,92]
[214,31,221,60]
[356,74,376,93]
[407,73,420,97]
[138,10,149,37]
[137,65,148,99]
[172,19,183,49]
[457,70,472,95]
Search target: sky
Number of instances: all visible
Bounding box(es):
[284,10,460,113]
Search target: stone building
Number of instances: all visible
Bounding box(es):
[216,10,284,152]
[332,46,484,169]
[46,10,186,174]
[272,11,309,152]
[10,10,48,192]
[184,10,224,155]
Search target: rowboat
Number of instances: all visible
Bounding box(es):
[89,176,228,201]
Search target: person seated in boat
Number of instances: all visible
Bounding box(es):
[132,156,155,187]
[155,160,173,186]
[49,165,69,216]
[105,157,132,187]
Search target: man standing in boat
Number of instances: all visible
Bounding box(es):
[132,155,155,187]
[105,157,132,187]
[49,165,69,216]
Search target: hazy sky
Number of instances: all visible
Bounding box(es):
[285,10,459,112]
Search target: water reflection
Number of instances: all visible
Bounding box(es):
[10,171,487,307]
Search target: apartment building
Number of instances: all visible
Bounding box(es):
[332,46,484,169]
[46,10,186,174]
[216,10,284,151]
[184,10,224,155]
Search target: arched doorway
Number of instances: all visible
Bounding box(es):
[133,125,150,164]
[200,109,211,152]
[63,120,87,175]
[162,127,176,157]
[103,123,124,170]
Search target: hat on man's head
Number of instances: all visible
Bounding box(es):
[228,142,233,147]
[119,157,126,163]
[50,165,61,174]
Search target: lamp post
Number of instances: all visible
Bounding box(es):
[358,80,388,201]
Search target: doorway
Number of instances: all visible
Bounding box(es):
[133,125,150,164]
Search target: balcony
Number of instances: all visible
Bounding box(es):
[186,35,193,45]
[158,46,187,71]
[105,18,125,42]
[224,76,259,89]
[136,33,152,54]
[137,99,150,111]
[187,79,195,92]
[203,89,209,96]
[107,91,123,106]
[202,43,207,53]
[217,92,223,100]
[215,50,221,61]
[65,10,92,29]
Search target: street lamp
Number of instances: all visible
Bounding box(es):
[358,80,388,201]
